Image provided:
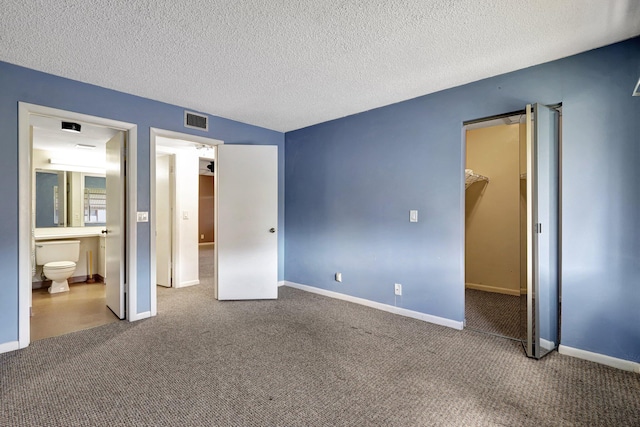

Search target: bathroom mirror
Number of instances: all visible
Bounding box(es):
[35,169,106,228]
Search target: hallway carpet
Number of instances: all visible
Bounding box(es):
[1,278,638,425]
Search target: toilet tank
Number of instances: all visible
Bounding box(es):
[35,240,81,265]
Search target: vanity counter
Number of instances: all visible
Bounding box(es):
[34,227,105,241]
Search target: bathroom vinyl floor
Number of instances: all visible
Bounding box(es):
[30,282,120,341]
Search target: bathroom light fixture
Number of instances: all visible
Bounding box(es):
[61,121,81,133]
[75,144,96,150]
[49,158,106,172]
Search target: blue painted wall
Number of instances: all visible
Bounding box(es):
[285,38,640,362]
[0,61,285,345]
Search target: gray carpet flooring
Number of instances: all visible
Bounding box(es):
[1,252,639,425]
[465,289,524,340]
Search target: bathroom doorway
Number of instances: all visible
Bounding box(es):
[18,103,138,347]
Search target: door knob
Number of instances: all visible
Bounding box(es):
[269,228,276,233]
[101,229,109,234]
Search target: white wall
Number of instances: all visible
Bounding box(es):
[67,172,83,227]
[162,148,200,287]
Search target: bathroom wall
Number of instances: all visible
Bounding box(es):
[67,172,83,227]
[465,124,520,295]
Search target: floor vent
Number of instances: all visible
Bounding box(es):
[184,111,209,131]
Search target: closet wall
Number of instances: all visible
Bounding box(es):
[198,175,214,243]
[465,124,520,295]
[519,124,527,294]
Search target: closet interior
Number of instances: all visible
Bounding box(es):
[464,118,527,341]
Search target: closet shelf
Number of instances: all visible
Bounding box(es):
[465,169,489,189]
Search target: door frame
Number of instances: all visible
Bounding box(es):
[461,110,527,330]
[18,102,138,349]
[149,128,223,316]
[460,106,562,354]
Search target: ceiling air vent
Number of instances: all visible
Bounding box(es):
[184,111,209,131]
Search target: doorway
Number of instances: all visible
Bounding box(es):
[150,128,222,315]
[18,103,138,348]
[463,104,561,359]
[153,135,217,292]
[150,128,279,312]
[464,116,525,341]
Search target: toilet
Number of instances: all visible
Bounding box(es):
[35,240,81,294]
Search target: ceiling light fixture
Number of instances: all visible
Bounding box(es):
[61,121,81,133]
[75,144,96,150]
[49,158,105,172]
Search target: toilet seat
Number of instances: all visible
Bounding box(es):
[44,261,76,270]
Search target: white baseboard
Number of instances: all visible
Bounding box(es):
[284,281,463,330]
[540,338,556,351]
[0,340,20,354]
[198,242,215,246]
[559,345,640,373]
[129,311,152,322]
[465,282,520,296]
[277,281,285,287]
[520,288,527,295]
[176,280,199,288]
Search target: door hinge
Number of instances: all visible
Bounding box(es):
[535,223,542,234]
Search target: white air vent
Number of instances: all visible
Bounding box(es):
[633,77,640,96]
[184,111,209,131]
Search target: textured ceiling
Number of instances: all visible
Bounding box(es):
[2,1,639,132]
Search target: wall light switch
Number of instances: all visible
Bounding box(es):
[410,210,418,222]
[137,211,149,222]
[182,211,189,220]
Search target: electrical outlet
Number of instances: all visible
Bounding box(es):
[335,272,342,282]
[201,234,205,239]
[394,283,402,296]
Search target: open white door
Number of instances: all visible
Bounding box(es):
[105,132,125,318]
[215,145,278,300]
[155,154,172,287]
